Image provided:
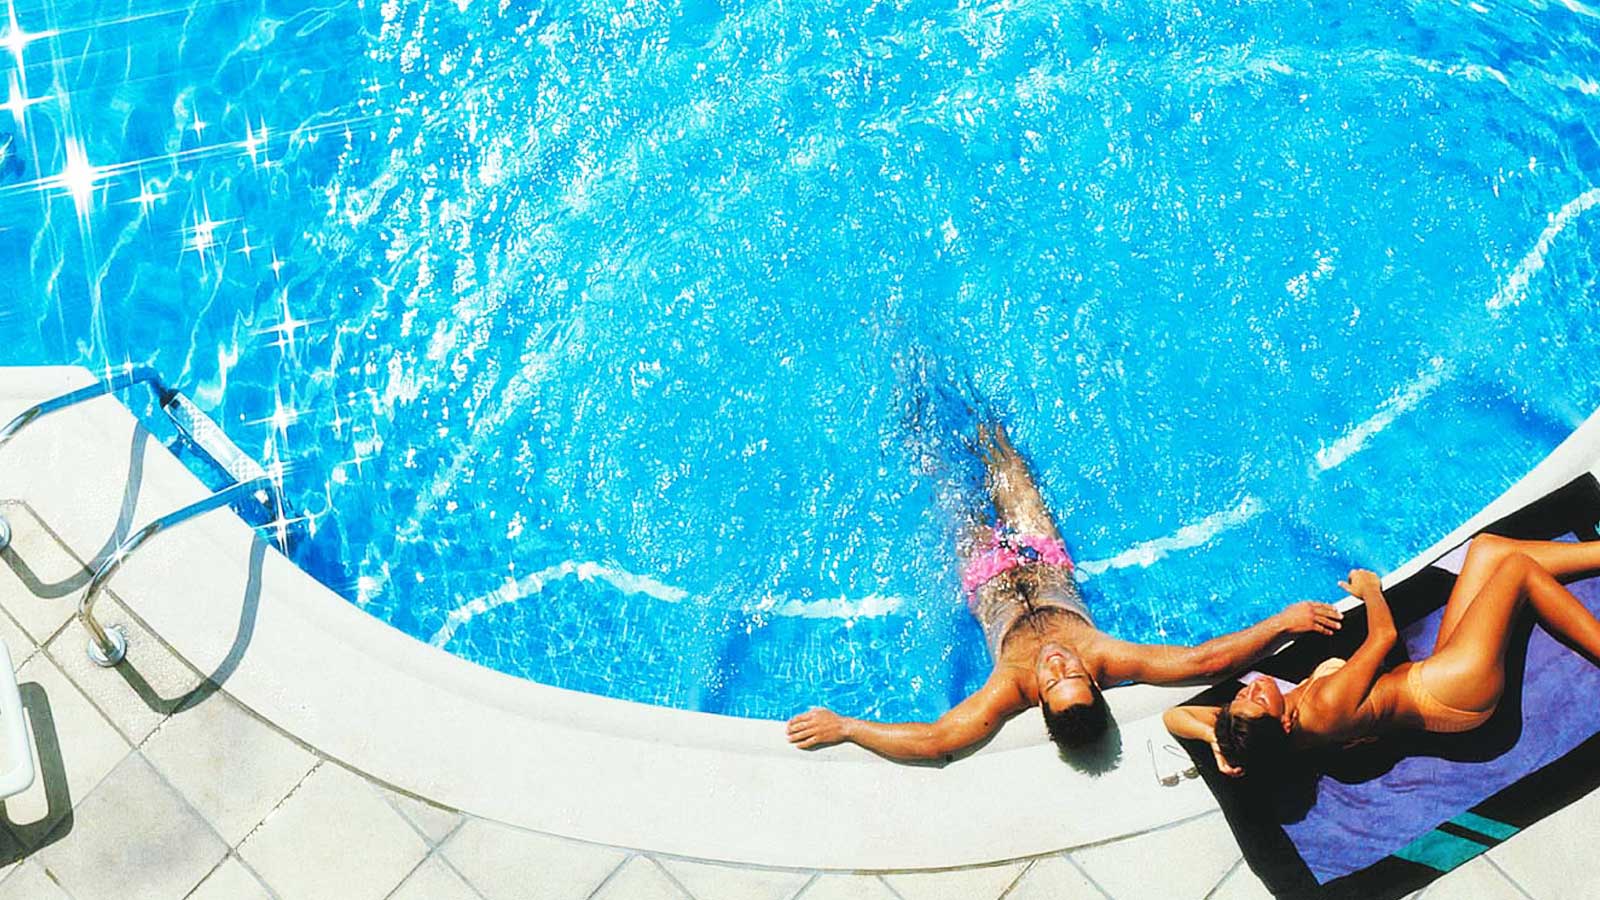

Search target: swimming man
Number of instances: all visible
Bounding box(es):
[786,424,1343,761]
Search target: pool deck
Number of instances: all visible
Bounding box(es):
[0,364,1598,898]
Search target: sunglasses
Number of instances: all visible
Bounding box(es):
[1147,738,1199,787]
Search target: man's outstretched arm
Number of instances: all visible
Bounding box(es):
[786,674,1025,762]
[1101,601,1343,685]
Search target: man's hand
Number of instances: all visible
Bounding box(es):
[1276,601,1343,636]
[787,708,852,749]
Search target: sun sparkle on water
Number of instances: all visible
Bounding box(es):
[0,2,56,68]
[56,138,101,216]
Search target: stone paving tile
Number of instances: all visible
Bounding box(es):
[1207,859,1272,900]
[45,594,204,746]
[389,855,482,900]
[881,861,1028,900]
[442,819,626,900]
[1072,813,1241,899]
[0,859,70,900]
[795,873,899,900]
[657,857,812,900]
[1488,783,1600,900]
[592,856,691,900]
[1416,857,1524,899]
[187,855,273,900]
[143,689,316,846]
[34,752,227,900]
[0,504,92,645]
[239,761,428,900]
[381,786,464,846]
[1005,857,1106,900]
[4,652,130,846]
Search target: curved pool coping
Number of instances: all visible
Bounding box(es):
[3,365,1598,870]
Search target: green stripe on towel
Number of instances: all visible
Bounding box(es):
[1393,830,1487,872]
[1451,812,1519,841]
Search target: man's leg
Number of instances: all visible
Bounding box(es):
[979,423,1063,542]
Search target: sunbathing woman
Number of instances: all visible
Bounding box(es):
[1165,535,1600,776]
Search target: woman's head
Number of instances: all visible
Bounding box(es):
[1215,679,1291,773]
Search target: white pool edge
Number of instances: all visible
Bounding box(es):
[3,365,1597,870]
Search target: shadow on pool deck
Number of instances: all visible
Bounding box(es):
[0,421,149,600]
[1,683,74,860]
[106,535,267,718]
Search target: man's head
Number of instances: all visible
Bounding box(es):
[1037,643,1110,749]
[1215,678,1291,773]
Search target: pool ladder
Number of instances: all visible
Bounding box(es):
[0,366,280,666]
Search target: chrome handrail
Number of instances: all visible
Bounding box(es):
[78,475,274,666]
[0,366,164,552]
[0,365,282,667]
[0,365,165,449]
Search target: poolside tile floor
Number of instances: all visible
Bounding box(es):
[188,856,273,900]
[591,857,691,900]
[34,752,225,900]
[239,761,430,900]
[0,498,1589,898]
[656,857,813,900]
[390,856,480,900]
[796,873,902,900]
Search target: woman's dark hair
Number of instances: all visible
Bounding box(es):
[1042,682,1110,750]
[1215,703,1289,773]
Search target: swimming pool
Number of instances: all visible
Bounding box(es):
[1,0,1598,723]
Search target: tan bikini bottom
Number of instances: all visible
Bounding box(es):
[1408,662,1495,733]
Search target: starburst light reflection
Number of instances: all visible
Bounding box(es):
[257,288,318,352]
[243,119,269,166]
[236,226,257,261]
[56,138,102,218]
[0,4,57,67]
[183,202,234,267]
[127,179,166,216]
[248,392,304,442]
[1,74,46,132]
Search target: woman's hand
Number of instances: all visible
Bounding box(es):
[1339,568,1396,638]
[787,707,853,749]
[1339,569,1383,601]
[1211,740,1245,778]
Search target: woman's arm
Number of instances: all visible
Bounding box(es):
[786,673,1027,762]
[1301,570,1397,728]
[1163,705,1243,777]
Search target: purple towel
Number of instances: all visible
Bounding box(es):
[1284,542,1600,883]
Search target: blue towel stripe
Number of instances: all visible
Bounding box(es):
[1392,829,1488,873]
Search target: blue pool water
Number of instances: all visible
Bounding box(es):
[1,0,1599,722]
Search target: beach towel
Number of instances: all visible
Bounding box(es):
[1175,475,1600,900]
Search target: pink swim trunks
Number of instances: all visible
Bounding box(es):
[960,526,1074,604]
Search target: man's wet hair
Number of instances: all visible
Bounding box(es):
[1042,682,1110,750]
[1215,702,1289,774]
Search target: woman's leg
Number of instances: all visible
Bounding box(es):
[1435,535,1600,650]
[1426,553,1600,712]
